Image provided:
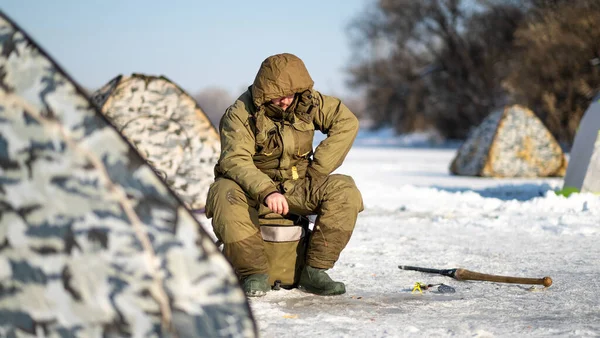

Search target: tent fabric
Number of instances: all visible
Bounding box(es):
[582,135,600,192]
[0,11,256,337]
[562,95,600,194]
[450,105,567,177]
[92,74,220,210]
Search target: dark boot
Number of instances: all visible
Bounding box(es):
[242,274,270,297]
[298,266,346,296]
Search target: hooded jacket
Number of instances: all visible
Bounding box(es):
[214,53,359,203]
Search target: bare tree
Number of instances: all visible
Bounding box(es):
[504,0,600,145]
[347,0,525,139]
[193,87,233,129]
[425,2,524,138]
[338,94,367,121]
[348,0,600,146]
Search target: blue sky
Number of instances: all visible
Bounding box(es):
[2,1,370,97]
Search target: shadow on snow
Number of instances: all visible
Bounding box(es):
[431,183,556,201]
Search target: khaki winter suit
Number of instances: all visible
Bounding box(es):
[205,53,364,278]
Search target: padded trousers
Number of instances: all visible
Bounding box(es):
[205,175,364,278]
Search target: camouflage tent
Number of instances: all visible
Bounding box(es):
[450,105,567,177]
[0,11,256,337]
[92,74,220,210]
[562,94,600,195]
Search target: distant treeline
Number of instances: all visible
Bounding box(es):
[193,87,232,129]
[346,0,600,147]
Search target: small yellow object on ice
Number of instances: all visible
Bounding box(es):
[283,314,298,319]
[412,282,424,294]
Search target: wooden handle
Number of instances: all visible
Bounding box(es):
[454,268,552,287]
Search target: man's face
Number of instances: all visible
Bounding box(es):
[271,94,294,111]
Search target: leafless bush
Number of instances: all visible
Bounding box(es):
[347,0,600,146]
[348,0,524,139]
[504,0,600,144]
[193,87,233,129]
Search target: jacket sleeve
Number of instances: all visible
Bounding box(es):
[308,91,359,177]
[217,107,279,202]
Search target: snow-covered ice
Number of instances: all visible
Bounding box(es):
[202,130,600,337]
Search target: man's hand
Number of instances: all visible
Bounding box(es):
[265,192,289,215]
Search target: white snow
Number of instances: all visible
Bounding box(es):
[202,129,600,337]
